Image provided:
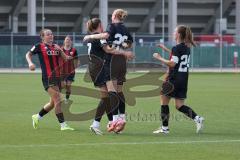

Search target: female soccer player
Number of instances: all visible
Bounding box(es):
[153,25,204,134]
[85,18,134,135]
[60,35,79,102]
[84,9,133,133]
[26,29,74,131]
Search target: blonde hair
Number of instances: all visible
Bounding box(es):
[177,25,196,47]
[39,29,52,40]
[113,9,128,21]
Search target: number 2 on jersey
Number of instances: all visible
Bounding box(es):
[178,55,190,72]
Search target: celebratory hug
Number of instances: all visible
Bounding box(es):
[26,8,204,135]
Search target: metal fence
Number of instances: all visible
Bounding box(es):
[0,33,239,71]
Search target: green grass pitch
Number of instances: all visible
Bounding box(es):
[0,73,240,160]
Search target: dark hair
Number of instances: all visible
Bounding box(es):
[177,25,196,47]
[87,18,101,33]
[63,35,72,46]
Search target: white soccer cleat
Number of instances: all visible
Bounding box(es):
[60,123,74,131]
[64,99,69,104]
[90,125,103,135]
[153,127,169,134]
[195,116,204,133]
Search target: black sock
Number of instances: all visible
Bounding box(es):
[94,98,108,122]
[104,97,113,121]
[56,113,65,123]
[161,105,169,127]
[39,108,49,117]
[177,105,197,120]
[66,92,70,100]
[118,92,125,114]
[107,112,113,121]
[108,91,119,116]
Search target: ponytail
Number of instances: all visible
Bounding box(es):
[185,26,196,47]
[87,18,101,33]
[177,25,196,47]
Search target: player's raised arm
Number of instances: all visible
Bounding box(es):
[153,52,176,68]
[157,44,171,54]
[83,32,109,42]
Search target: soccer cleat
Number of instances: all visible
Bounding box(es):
[61,124,74,131]
[32,114,39,129]
[64,99,69,104]
[107,122,112,129]
[90,125,103,135]
[107,121,118,132]
[153,127,169,134]
[195,116,204,133]
[114,119,126,133]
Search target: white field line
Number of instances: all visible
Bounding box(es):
[0,139,240,148]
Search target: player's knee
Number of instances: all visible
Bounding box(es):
[52,94,61,104]
[49,100,54,108]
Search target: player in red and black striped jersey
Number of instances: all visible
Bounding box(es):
[59,36,79,102]
[26,29,74,131]
[153,25,204,134]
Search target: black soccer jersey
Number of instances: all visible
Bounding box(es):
[105,23,133,61]
[87,32,107,60]
[168,43,191,87]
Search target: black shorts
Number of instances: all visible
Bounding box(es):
[63,73,75,82]
[42,77,61,91]
[164,80,188,99]
[89,56,106,87]
[104,55,126,85]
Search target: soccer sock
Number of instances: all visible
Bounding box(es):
[56,112,65,124]
[119,114,126,121]
[94,98,108,122]
[107,113,113,122]
[118,92,125,114]
[108,91,119,121]
[66,91,70,100]
[161,105,169,127]
[177,105,197,120]
[104,97,113,121]
[112,115,119,121]
[92,120,100,128]
[38,108,49,119]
